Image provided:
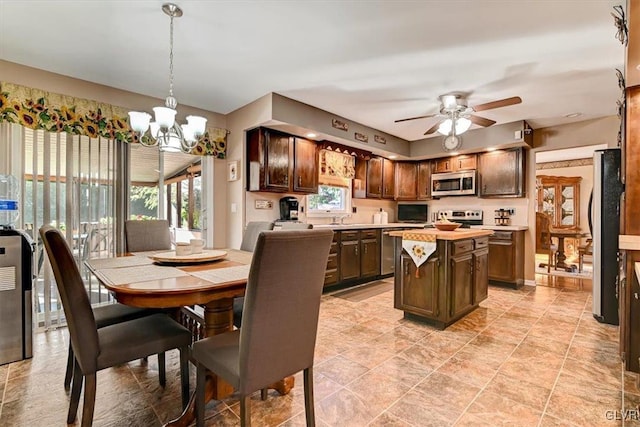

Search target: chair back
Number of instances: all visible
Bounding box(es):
[39,226,99,373]
[279,222,313,230]
[536,212,553,253]
[238,229,333,394]
[124,219,172,252]
[240,221,274,252]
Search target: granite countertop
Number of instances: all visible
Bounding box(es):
[313,222,427,230]
[470,225,529,231]
[387,228,493,241]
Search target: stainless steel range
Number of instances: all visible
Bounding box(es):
[434,209,483,227]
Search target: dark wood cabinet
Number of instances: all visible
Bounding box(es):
[450,252,474,318]
[488,230,524,288]
[473,242,489,303]
[394,235,489,329]
[395,162,418,200]
[478,147,526,197]
[366,157,394,199]
[417,161,432,200]
[360,229,380,278]
[324,233,339,287]
[396,253,440,318]
[433,154,476,173]
[335,229,381,284]
[246,127,318,194]
[293,137,318,193]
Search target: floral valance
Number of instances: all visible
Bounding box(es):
[318,149,355,188]
[0,81,227,158]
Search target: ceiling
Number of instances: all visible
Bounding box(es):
[0,0,625,143]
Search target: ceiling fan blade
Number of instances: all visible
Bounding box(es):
[472,96,522,112]
[469,115,496,127]
[424,121,442,135]
[395,113,437,123]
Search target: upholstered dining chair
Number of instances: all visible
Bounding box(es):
[40,225,192,427]
[536,212,558,272]
[279,222,313,230]
[193,229,333,427]
[234,221,275,327]
[124,219,172,252]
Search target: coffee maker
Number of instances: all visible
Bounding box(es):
[279,196,299,221]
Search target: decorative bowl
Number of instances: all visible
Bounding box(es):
[433,222,462,231]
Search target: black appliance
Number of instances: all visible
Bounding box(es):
[397,204,428,223]
[0,227,34,365]
[279,196,299,221]
[590,148,623,325]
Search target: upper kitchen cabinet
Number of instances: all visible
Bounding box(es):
[395,162,418,200]
[478,147,526,198]
[366,157,395,199]
[417,161,432,200]
[536,175,581,228]
[433,154,477,173]
[246,127,318,194]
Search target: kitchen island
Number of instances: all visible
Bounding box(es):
[388,228,493,329]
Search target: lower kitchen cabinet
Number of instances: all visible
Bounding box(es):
[394,236,489,329]
[488,230,524,288]
[327,228,381,288]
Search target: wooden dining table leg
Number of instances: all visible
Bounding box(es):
[165,298,295,426]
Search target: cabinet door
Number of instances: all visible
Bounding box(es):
[366,157,383,198]
[395,253,440,317]
[478,148,524,197]
[264,131,292,192]
[450,254,474,317]
[456,155,477,171]
[417,161,431,200]
[395,162,418,200]
[474,249,489,303]
[488,238,515,282]
[293,137,318,193]
[433,158,453,173]
[536,176,581,228]
[360,238,380,278]
[382,158,395,199]
[339,240,360,281]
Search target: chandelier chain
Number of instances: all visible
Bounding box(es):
[168,13,174,98]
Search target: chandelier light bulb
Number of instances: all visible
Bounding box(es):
[186,115,207,136]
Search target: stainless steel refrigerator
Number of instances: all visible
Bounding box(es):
[590,148,623,325]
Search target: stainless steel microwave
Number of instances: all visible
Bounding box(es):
[431,171,476,197]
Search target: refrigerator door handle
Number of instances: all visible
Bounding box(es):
[588,190,593,236]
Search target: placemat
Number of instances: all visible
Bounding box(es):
[97,264,189,285]
[86,255,153,270]
[190,265,251,284]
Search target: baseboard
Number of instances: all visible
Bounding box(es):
[524,279,537,287]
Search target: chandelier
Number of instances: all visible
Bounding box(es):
[436,95,472,136]
[128,3,207,153]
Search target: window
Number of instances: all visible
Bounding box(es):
[307,185,351,216]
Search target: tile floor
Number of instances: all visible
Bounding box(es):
[1,279,638,426]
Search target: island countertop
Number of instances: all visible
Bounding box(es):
[388,228,493,240]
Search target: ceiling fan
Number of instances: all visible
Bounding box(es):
[394,93,522,150]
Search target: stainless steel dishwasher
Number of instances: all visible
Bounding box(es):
[381,229,396,276]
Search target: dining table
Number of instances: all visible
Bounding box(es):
[85,248,294,427]
[549,228,589,272]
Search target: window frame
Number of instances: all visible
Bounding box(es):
[306,184,352,218]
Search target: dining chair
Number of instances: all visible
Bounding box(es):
[40,225,192,426]
[578,237,593,272]
[234,221,275,327]
[124,219,172,252]
[536,212,558,272]
[193,229,333,427]
[279,222,313,230]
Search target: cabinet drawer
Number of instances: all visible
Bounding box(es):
[341,231,359,242]
[491,231,513,241]
[326,253,338,269]
[360,229,378,240]
[474,237,489,250]
[452,239,474,255]
[324,269,338,286]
